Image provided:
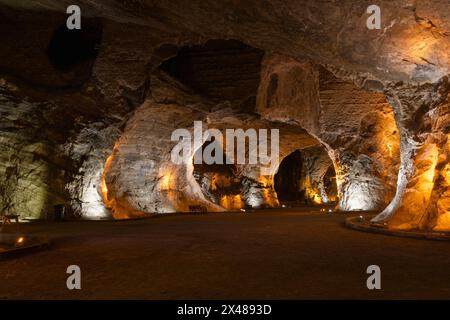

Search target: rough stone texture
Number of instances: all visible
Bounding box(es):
[64,122,123,219]
[430,83,450,230]
[371,78,450,230]
[318,67,401,211]
[274,147,336,204]
[102,102,224,217]
[299,147,337,204]
[100,70,324,215]
[0,0,448,230]
[205,108,322,209]
[256,54,400,211]
[0,85,71,218]
[0,77,131,220]
[159,39,264,107]
[2,0,450,83]
[101,73,225,217]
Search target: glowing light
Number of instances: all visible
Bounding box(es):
[99,153,145,220]
[387,143,393,157]
[100,155,115,208]
[258,175,273,188]
[301,176,326,205]
[220,194,244,210]
[159,172,174,191]
[246,192,263,208]
[15,236,25,246]
[318,183,329,204]
[406,37,438,64]
[343,183,374,211]
[416,144,438,195]
[261,188,279,207]
[346,197,365,211]
[305,188,323,205]
[312,193,322,205]
[444,163,450,185]
[80,164,111,220]
[433,161,450,231]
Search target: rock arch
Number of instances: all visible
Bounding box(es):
[256,54,401,212]
[274,147,337,205]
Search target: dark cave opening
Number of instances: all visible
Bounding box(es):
[274,148,338,205]
[158,39,264,110]
[46,19,103,72]
[274,150,304,202]
[192,139,242,206]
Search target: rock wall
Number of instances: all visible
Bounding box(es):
[4,0,450,83]
[101,73,226,217]
[299,147,337,205]
[274,147,336,204]
[205,109,322,210]
[159,39,264,107]
[0,85,71,219]
[371,78,450,230]
[256,54,400,211]
[0,0,448,229]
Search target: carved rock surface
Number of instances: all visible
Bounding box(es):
[0,0,448,230]
[256,55,400,211]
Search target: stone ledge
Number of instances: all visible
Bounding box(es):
[0,234,50,256]
[345,215,450,241]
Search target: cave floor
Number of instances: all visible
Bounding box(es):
[1,207,450,299]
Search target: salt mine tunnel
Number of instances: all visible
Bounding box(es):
[0,0,449,234]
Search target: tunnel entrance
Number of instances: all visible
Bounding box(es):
[46,19,103,86]
[274,147,337,205]
[158,39,264,112]
[192,140,245,210]
[274,150,303,202]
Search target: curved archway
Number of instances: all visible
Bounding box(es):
[94,39,400,218]
[274,150,303,202]
[192,139,244,211]
[274,147,337,206]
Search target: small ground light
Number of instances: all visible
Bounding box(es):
[15,236,25,246]
[328,209,333,213]
[281,204,286,208]
[240,208,246,213]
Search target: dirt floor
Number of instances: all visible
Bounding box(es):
[1,207,450,299]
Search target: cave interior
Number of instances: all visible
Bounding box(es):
[0,1,449,233]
